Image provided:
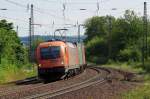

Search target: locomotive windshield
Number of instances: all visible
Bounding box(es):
[40,46,61,60]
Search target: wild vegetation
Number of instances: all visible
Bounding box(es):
[84,10,150,99]
[85,10,145,63]
[0,20,36,83]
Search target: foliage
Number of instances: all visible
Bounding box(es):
[86,36,108,63]
[0,20,13,30]
[85,16,115,42]
[118,47,141,62]
[84,10,146,64]
[0,19,35,83]
[0,20,28,65]
[0,60,36,83]
[84,10,150,98]
[142,59,150,73]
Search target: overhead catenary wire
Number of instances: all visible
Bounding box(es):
[39,0,110,5]
[3,0,148,37]
[4,0,144,23]
[2,0,145,27]
[60,0,111,5]
[0,15,74,29]
[4,0,73,22]
[40,0,62,4]
[0,15,28,23]
[3,0,147,19]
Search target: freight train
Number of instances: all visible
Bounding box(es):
[36,40,86,80]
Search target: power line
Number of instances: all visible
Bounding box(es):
[63,0,110,5]
[4,0,72,22]
[0,14,72,28]
[0,15,28,23]
[40,0,110,4]
[5,0,27,8]
[40,0,62,4]
[33,8,72,22]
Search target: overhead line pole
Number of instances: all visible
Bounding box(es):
[29,18,32,61]
[96,2,100,16]
[31,4,34,43]
[108,16,112,59]
[16,25,18,36]
[62,2,66,41]
[144,2,148,60]
[28,4,34,62]
[78,24,81,42]
[51,20,55,37]
[142,2,148,66]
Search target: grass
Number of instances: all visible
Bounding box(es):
[122,74,150,99]
[103,61,144,73]
[0,63,37,84]
[102,61,150,99]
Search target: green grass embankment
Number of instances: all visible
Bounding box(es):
[0,63,37,84]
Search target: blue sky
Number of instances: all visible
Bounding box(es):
[0,0,149,37]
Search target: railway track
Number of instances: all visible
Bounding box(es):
[1,65,133,99]
[24,67,111,99]
[0,76,40,92]
[0,67,100,99]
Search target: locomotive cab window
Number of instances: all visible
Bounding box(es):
[40,46,61,60]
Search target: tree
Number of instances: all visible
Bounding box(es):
[0,20,13,30]
[84,16,115,63]
[0,20,28,66]
[84,10,146,63]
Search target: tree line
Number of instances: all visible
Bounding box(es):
[0,20,28,67]
[84,10,150,65]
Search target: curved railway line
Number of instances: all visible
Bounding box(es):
[0,65,134,99]
[24,66,111,99]
[0,66,99,99]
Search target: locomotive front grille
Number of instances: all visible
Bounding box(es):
[38,67,65,74]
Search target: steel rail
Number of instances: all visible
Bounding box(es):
[0,77,42,97]
[0,67,98,98]
[36,78,106,99]
[24,67,110,99]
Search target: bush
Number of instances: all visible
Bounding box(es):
[142,60,150,73]
[0,20,34,83]
[117,48,141,62]
[88,56,108,64]
[0,58,36,83]
[86,36,108,64]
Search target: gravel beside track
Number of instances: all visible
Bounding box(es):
[0,66,140,99]
[50,67,140,99]
[0,68,98,99]
[25,67,109,99]
[53,79,137,99]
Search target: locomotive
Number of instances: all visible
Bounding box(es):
[36,40,86,80]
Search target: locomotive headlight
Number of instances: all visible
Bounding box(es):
[61,60,64,65]
[38,64,41,67]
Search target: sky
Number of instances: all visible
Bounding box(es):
[0,0,149,37]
